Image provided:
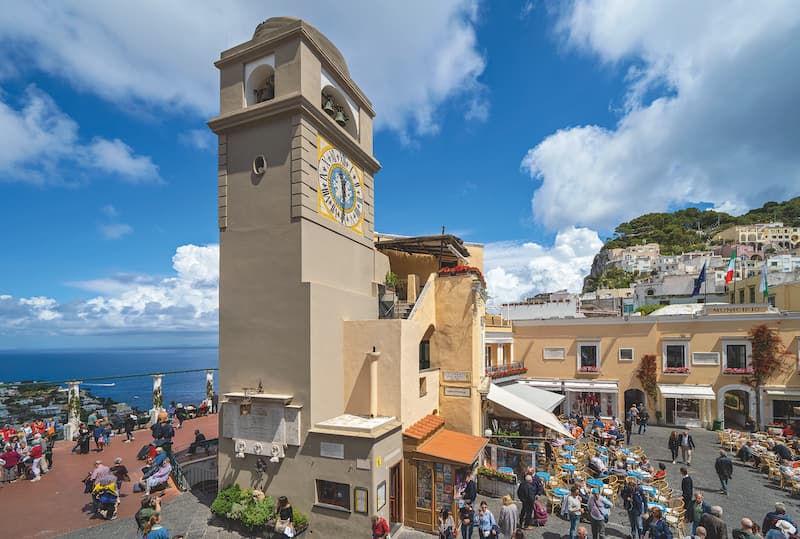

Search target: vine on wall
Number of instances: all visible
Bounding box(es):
[636,354,658,406]
[153,385,163,409]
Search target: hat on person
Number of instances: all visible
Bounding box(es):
[114,457,122,464]
[155,447,163,453]
[776,520,796,534]
[177,403,183,407]
[776,502,787,511]
[94,460,103,465]
[195,429,200,434]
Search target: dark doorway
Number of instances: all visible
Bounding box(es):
[390,463,402,524]
[723,390,749,429]
[624,389,646,411]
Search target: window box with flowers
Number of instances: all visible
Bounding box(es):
[722,367,754,375]
[578,366,600,374]
[663,367,690,374]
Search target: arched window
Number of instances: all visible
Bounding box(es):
[245,64,275,106]
[321,86,358,138]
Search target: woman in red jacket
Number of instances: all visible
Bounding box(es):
[28,435,44,481]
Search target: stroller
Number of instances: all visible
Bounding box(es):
[77,430,91,454]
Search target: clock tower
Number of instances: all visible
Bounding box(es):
[208,17,387,526]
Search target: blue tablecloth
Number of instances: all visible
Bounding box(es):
[627,470,650,479]
[560,451,573,458]
[587,478,603,488]
[648,502,666,511]
[562,464,576,472]
[536,472,551,482]
[565,445,576,451]
[597,446,608,453]
[620,448,633,455]
[498,466,514,475]
[553,487,570,496]
[626,457,638,464]
[641,485,657,495]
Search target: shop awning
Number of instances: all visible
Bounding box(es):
[764,388,800,398]
[417,429,488,466]
[522,379,618,393]
[500,382,565,412]
[488,384,573,438]
[658,384,715,400]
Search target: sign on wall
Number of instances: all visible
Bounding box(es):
[444,387,471,397]
[443,371,471,382]
[320,441,345,460]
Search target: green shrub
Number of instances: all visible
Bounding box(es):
[240,497,275,529]
[293,508,309,530]
[210,483,241,517]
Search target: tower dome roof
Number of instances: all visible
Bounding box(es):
[253,17,350,77]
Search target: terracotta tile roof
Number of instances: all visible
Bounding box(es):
[417,429,489,466]
[403,414,445,441]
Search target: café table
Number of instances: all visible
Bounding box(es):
[587,478,604,489]
[536,471,551,482]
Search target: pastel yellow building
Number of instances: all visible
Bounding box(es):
[512,305,800,429]
[728,272,800,310]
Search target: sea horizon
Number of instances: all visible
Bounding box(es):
[0,346,219,410]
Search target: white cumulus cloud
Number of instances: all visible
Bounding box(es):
[484,227,603,304]
[0,1,487,139]
[0,244,219,337]
[523,1,800,231]
[0,86,159,184]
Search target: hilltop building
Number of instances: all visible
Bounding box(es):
[608,243,660,273]
[716,222,800,251]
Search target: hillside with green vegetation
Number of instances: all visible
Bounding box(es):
[604,196,800,255]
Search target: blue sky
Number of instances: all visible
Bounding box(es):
[0,1,798,348]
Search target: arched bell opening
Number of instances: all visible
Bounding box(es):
[321,85,358,139]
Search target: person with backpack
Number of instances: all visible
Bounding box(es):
[646,507,673,539]
[621,477,646,539]
[763,503,797,535]
[460,501,476,539]
[588,488,612,539]
[135,495,161,534]
[124,414,136,443]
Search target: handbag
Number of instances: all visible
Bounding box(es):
[275,518,291,534]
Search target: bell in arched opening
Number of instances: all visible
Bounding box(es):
[254,74,275,104]
[334,106,348,127]
[322,93,335,115]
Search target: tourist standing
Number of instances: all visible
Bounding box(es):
[668,431,680,463]
[700,506,728,539]
[767,521,796,539]
[29,435,43,482]
[142,513,170,539]
[681,467,693,516]
[439,508,456,539]
[44,433,55,470]
[622,477,646,539]
[498,494,519,539]
[715,450,733,495]
[567,486,583,539]
[460,501,475,539]
[124,414,136,443]
[689,493,712,534]
[624,407,634,445]
[175,403,187,429]
[637,408,649,434]
[477,500,497,538]
[646,507,672,539]
[679,430,695,465]
[110,457,129,493]
[517,475,533,529]
[462,472,477,507]
[588,488,612,539]
[276,496,294,535]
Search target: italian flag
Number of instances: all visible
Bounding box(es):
[724,251,736,284]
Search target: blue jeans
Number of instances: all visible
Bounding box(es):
[719,476,728,493]
[461,522,474,539]
[628,511,643,538]
[638,421,647,434]
[693,522,700,534]
[570,513,581,539]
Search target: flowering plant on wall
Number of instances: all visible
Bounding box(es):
[663,367,690,374]
[437,265,487,288]
[476,466,516,484]
[723,367,754,375]
[636,354,658,406]
[578,366,600,373]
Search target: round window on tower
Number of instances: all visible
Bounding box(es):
[253,155,267,175]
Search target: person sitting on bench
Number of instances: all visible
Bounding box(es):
[187,430,207,455]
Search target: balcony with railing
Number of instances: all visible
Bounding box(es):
[486,362,527,379]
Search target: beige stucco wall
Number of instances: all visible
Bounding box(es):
[514,314,800,420]
[730,276,800,311]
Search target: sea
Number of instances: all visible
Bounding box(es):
[0,346,218,412]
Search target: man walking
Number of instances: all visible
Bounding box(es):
[624,407,634,445]
[680,430,696,465]
[733,518,759,539]
[681,467,693,517]
[688,493,711,535]
[621,477,646,539]
[715,450,733,496]
[588,488,612,539]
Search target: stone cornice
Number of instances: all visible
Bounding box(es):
[207,93,381,175]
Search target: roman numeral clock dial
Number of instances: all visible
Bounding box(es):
[317,136,364,235]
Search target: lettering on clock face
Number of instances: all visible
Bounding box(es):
[318,147,364,230]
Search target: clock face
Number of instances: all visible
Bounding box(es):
[317,138,364,234]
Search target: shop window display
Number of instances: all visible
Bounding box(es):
[570,391,616,418]
[416,462,433,509]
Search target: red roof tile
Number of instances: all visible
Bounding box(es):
[403,414,445,441]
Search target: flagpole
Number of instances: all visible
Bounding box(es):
[733,256,737,304]
[704,259,708,304]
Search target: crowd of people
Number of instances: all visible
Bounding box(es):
[1,420,56,483]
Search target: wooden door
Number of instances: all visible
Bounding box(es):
[390,462,402,524]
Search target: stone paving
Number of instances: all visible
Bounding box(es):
[51,425,800,539]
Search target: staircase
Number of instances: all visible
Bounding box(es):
[395,301,414,319]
